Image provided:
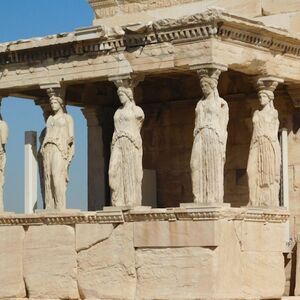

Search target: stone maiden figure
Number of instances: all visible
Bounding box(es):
[109,85,144,207]
[247,84,281,207]
[0,100,8,212]
[190,69,229,204]
[40,89,74,210]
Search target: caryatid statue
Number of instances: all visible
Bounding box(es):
[190,66,229,204]
[109,78,144,207]
[247,78,283,207]
[40,89,74,210]
[0,100,8,212]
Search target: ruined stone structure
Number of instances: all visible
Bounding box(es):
[1,0,300,299]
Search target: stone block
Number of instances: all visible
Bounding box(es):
[258,12,300,35]
[75,223,114,251]
[262,0,300,15]
[0,226,26,298]
[23,225,78,299]
[241,251,285,299]
[77,223,136,300]
[134,220,220,248]
[294,237,300,295]
[135,247,216,300]
[241,221,286,252]
[93,0,262,26]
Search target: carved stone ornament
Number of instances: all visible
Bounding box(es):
[39,88,75,210]
[108,76,145,207]
[190,64,229,204]
[247,77,284,207]
[0,99,8,213]
[0,207,289,226]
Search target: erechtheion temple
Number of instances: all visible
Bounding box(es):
[2,0,300,299]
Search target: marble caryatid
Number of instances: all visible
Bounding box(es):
[40,89,74,210]
[0,101,8,212]
[109,83,144,207]
[247,79,281,207]
[190,68,229,204]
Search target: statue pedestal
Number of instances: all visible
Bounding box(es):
[0,211,15,215]
[103,206,152,212]
[35,208,81,215]
[0,207,290,300]
[180,202,231,209]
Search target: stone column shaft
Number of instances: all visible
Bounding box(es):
[24,131,37,213]
[82,107,105,211]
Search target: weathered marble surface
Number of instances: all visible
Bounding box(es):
[23,225,78,299]
[0,208,288,300]
[77,223,136,299]
[0,227,25,299]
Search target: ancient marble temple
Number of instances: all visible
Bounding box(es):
[2,0,300,299]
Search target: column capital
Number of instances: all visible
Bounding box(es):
[39,82,66,101]
[108,73,145,89]
[255,76,284,92]
[82,107,101,127]
[191,63,227,84]
[191,63,228,73]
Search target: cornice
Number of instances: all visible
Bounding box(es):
[0,9,300,66]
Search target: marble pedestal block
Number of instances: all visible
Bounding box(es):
[0,207,289,300]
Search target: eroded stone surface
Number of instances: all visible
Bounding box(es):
[241,251,285,299]
[294,235,300,295]
[76,223,114,251]
[262,0,300,15]
[134,220,220,247]
[0,226,26,298]
[23,225,78,299]
[136,247,215,299]
[77,223,136,299]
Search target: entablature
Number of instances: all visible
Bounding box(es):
[1,9,300,96]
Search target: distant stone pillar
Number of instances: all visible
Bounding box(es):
[24,131,37,214]
[82,107,105,211]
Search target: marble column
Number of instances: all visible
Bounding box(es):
[24,131,37,213]
[82,107,106,211]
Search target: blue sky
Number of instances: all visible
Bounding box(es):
[0,1,94,212]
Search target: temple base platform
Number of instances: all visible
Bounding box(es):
[0,206,289,300]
